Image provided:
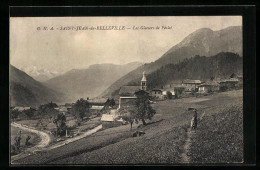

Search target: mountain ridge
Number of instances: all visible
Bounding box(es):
[100,26,242,98]
[19,66,61,82]
[10,65,69,107]
[43,62,143,101]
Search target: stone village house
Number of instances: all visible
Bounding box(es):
[100,109,126,129]
[198,81,220,93]
[182,79,203,92]
[87,98,111,116]
[118,71,148,109]
[150,88,175,100]
[101,71,149,129]
[150,89,163,100]
[219,78,239,90]
[101,114,122,129]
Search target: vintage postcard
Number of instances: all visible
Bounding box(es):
[10,16,243,165]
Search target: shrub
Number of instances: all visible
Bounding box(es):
[166,91,173,99]
[53,113,67,136]
[135,93,156,125]
[71,98,91,123]
[11,109,20,121]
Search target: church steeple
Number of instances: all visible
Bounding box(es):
[141,71,147,91]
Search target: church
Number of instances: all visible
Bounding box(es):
[118,71,148,109]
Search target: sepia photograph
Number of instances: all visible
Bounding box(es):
[9,16,244,165]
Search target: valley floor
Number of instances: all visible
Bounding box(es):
[13,89,243,165]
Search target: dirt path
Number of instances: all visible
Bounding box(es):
[11,123,102,163]
[180,128,192,163]
[11,122,51,147]
[11,122,51,161]
[47,124,102,150]
[180,110,206,163]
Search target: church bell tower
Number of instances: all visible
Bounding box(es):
[141,71,147,91]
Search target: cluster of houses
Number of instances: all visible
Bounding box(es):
[100,71,149,128]
[100,71,243,129]
[150,73,242,100]
[11,71,243,130]
[117,72,242,104]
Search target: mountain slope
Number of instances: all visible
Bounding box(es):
[146,52,242,89]
[157,26,242,67]
[10,65,68,107]
[101,26,242,97]
[20,66,61,82]
[43,62,142,100]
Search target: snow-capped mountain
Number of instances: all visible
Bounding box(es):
[19,66,60,82]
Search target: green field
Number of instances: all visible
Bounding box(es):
[14,90,243,164]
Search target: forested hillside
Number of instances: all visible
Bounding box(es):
[144,52,242,89]
[10,65,69,107]
[101,26,242,98]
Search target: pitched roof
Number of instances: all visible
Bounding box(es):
[119,86,140,96]
[151,89,162,91]
[226,78,239,82]
[65,103,73,107]
[182,80,202,84]
[220,78,239,83]
[90,106,104,110]
[199,81,220,86]
[101,114,115,122]
[13,107,31,111]
[134,90,149,96]
[109,109,118,116]
[172,84,183,87]
[56,107,68,112]
[87,98,109,104]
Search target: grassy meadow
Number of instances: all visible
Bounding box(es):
[14,90,243,164]
[10,126,41,156]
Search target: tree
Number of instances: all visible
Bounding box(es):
[11,109,20,121]
[36,118,49,130]
[119,106,138,130]
[135,92,156,125]
[47,101,58,108]
[71,98,91,124]
[174,87,185,98]
[220,85,228,92]
[38,103,59,118]
[14,130,22,151]
[119,91,156,128]
[53,112,67,136]
[25,135,31,146]
[109,98,116,108]
[166,91,173,99]
[23,108,35,119]
[36,105,58,129]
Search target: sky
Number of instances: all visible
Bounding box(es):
[10,16,242,73]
